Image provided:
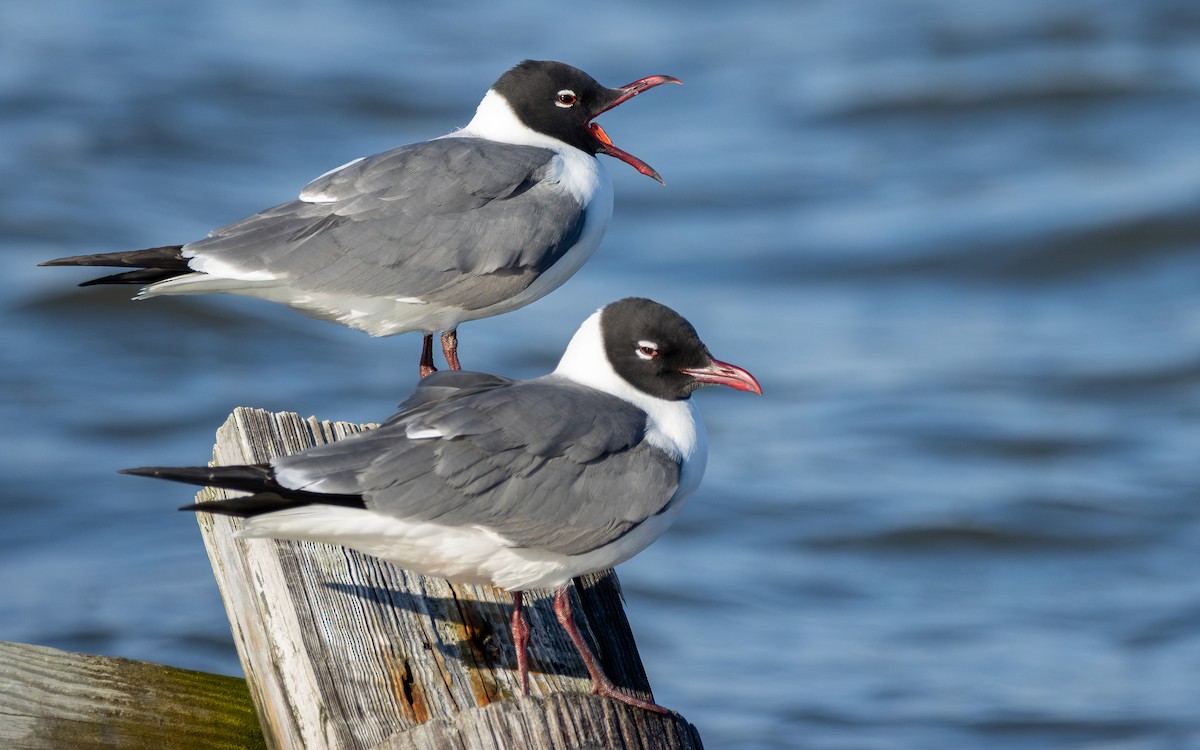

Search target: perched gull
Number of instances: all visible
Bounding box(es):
[124,298,761,712]
[42,61,681,377]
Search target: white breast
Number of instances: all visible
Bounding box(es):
[443,90,615,321]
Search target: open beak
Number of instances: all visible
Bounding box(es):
[680,357,763,395]
[597,74,684,117]
[589,74,682,185]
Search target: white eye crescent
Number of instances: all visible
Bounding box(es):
[635,340,658,360]
[555,89,578,108]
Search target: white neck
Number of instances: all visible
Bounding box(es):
[454,90,571,151]
[446,90,606,208]
[553,310,625,392]
[553,310,706,472]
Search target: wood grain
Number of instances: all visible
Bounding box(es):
[0,640,264,750]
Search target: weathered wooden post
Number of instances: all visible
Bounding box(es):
[0,641,265,749]
[198,407,704,749]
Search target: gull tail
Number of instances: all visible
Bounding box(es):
[39,245,192,286]
[120,464,365,516]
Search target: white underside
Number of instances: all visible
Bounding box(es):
[235,494,689,592]
[136,91,614,337]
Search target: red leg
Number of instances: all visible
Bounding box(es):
[552,586,668,714]
[511,591,531,695]
[419,334,437,379]
[441,329,461,371]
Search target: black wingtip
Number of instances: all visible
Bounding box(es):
[176,499,254,517]
[120,466,169,478]
[119,464,277,494]
[80,268,188,286]
[176,492,348,517]
[40,246,190,270]
[121,466,210,479]
[39,253,122,268]
[127,464,366,515]
[38,255,95,268]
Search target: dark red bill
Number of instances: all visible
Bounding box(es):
[590,122,664,184]
[589,74,682,185]
[596,74,684,118]
[680,358,763,395]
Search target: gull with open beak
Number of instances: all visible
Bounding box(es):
[42,61,682,377]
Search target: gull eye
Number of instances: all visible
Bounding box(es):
[635,341,658,360]
[555,90,578,108]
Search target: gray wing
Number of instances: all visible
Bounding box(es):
[391,369,517,413]
[183,138,587,310]
[272,376,681,556]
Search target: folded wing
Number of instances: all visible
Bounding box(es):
[273,372,681,556]
[184,138,587,310]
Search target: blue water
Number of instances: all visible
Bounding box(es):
[3,1,1200,747]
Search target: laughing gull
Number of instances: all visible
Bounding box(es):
[41,61,681,377]
[123,297,761,713]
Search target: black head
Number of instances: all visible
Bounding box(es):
[490,60,681,183]
[599,298,761,401]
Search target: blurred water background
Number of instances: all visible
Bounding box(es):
[2,1,1199,748]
